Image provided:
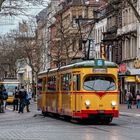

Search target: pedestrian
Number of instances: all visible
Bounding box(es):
[18,85,26,113]
[136,91,140,109]
[0,87,4,113]
[25,93,30,112]
[125,90,133,109]
[2,89,8,110]
[13,86,19,111]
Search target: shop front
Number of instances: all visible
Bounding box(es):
[118,64,140,103]
[125,69,140,101]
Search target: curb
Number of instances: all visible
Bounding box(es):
[120,111,140,117]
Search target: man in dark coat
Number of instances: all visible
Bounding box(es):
[18,86,27,113]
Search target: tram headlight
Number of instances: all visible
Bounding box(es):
[85,100,91,108]
[111,101,117,107]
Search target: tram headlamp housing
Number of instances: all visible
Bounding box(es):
[111,101,117,107]
[85,100,91,108]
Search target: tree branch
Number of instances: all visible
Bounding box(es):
[125,0,140,23]
[0,0,5,11]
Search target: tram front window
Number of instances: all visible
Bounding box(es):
[83,75,116,91]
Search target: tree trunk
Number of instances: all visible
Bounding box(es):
[0,0,5,11]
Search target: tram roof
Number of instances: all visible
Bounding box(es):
[39,60,118,75]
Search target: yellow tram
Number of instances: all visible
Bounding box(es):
[0,79,20,103]
[37,59,119,123]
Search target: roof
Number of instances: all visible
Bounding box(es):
[128,68,140,75]
[39,59,118,75]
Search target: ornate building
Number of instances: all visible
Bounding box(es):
[49,0,103,68]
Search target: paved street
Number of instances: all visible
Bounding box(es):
[0,101,140,140]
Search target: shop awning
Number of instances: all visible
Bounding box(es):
[125,76,136,82]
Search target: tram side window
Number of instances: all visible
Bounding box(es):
[48,76,56,92]
[61,73,71,91]
[73,74,80,91]
[38,79,43,94]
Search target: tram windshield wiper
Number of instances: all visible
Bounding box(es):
[105,83,115,91]
[84,84,96,91]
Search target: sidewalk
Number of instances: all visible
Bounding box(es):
[120,104,140,117]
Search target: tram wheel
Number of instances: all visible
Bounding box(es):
[101,117,113,125]
[42,111,48,116]
[64,116,71,121]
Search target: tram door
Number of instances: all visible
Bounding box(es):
[73,74,81,112]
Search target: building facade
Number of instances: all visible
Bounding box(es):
[16,59,32,92]
[49,0,106,68]
[117,0,140,102]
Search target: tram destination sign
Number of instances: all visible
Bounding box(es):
[93,69,107,73]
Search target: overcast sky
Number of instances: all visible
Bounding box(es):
[0,0,50,35]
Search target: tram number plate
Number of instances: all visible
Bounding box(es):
[98,110,105,113]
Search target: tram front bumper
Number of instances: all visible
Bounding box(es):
[73,110,119,119]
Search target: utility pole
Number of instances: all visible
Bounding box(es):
[76,18,98,60]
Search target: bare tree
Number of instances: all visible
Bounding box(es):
[13,20,48,85]
[0,0,49,9]
[49,9,95,68]
[0,33,20,79]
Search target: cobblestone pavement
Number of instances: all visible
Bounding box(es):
[0,101,140,140]
[120,103,140,117]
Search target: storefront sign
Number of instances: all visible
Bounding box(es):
[134,59,140,68]
[125,76,136,82]
[119,64,126,73]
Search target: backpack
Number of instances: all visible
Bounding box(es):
[128,94,133,101]
[137,94,140,100]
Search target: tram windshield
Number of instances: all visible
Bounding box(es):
[83,75,116,91]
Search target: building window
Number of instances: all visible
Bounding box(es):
[72,15,77,27]
[72,39,76,51]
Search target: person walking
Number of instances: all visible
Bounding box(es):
[0,87,4,113]
[136,91,140,109]
[2,89,8,110]
[25,93,30,112]
[125,90,133,109]
[13,86,19,111]
[18,86,26,113]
